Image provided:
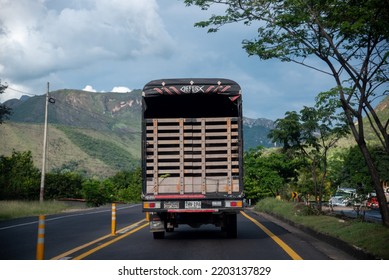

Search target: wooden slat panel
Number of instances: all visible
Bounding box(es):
[145,116,241,195]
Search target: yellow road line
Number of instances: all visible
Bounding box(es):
[51,219,146,260]
[241,211,303,260]
[73,222,149,260]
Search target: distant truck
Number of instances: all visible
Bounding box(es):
[141,78,244,239]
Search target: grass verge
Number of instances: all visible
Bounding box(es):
[0,200,88,221]
[255,198,389,259]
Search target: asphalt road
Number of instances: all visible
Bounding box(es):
[0,204,354,260]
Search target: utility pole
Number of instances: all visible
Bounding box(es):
[39,82,49,203]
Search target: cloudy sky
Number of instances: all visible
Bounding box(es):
[0,0,336,120]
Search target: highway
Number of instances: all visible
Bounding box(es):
[0,204,354,260]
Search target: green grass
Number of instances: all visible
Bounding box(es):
[0,200,87,221]
[255,198,389,259]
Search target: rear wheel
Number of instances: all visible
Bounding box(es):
[226,214,237,238]
[153,231,165,239]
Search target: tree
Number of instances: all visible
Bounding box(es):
[269,90,349,209]
[331,145,389,195]
[244,147,303,202]
[184,0,389,226]
[0,80,12,124]
[108,168,142,202]
[45,172,83,199]
[0,150,40,199]
[81,178,114,207]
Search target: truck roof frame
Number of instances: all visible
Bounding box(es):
[142,78,241,98]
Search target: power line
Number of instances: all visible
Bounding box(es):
[5,86,42,97]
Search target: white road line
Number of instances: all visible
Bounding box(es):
[0,204,140,231]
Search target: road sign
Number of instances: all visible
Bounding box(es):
[292,192,298,199]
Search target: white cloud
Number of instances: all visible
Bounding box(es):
[0,0,173,81]
[82,85,97,92]
[0,81,35,102]
[0,0,339,120]
[111,86,131,93]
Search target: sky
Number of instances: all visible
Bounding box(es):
[0,0,336,120]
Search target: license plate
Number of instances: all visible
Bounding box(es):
[185,201,201,209]
[164,201,179,209]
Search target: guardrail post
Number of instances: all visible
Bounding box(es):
[111,203,117,236]
[36,215,45,260]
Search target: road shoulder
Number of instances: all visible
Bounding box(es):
[248,209,377,260]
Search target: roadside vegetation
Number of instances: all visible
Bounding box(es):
[0,200,86,221]
[0,150,142,207]
[255,198,389,259]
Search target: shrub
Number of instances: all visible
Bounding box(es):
[81,179,113,207]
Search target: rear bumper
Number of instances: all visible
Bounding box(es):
[142,199,244,213]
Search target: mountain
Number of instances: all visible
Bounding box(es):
[243,117,275,149]
[2,89,142,177]
[1,89,275,176]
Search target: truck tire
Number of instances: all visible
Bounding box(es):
[153,231,165,239]
[226,214,237,238]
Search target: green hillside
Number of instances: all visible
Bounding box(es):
[1,89,142,177]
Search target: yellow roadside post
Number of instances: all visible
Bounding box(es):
[111,203,117,236]
[36,215,45,260]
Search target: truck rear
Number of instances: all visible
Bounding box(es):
[141,78,244,239]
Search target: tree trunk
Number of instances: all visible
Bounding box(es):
[340,95,389,227]
[358,141,389,227]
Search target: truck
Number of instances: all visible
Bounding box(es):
[141,78,244,239]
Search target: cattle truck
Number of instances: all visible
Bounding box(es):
[141,78,244,239]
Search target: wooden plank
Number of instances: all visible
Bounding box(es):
[205,162,229,166]
[146,132,181,138]
[226,118,232,194]
[154,125,180,130]
[205,132,238,137]
[200,118,206,194]
[179,118,185,194]
[155,162,180,167]
[146,118,179,123]
[155,154,181,159]
[153,119,159,194]
[147,169,179,175]
[150,147,181,152]
[205,124,238,130]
